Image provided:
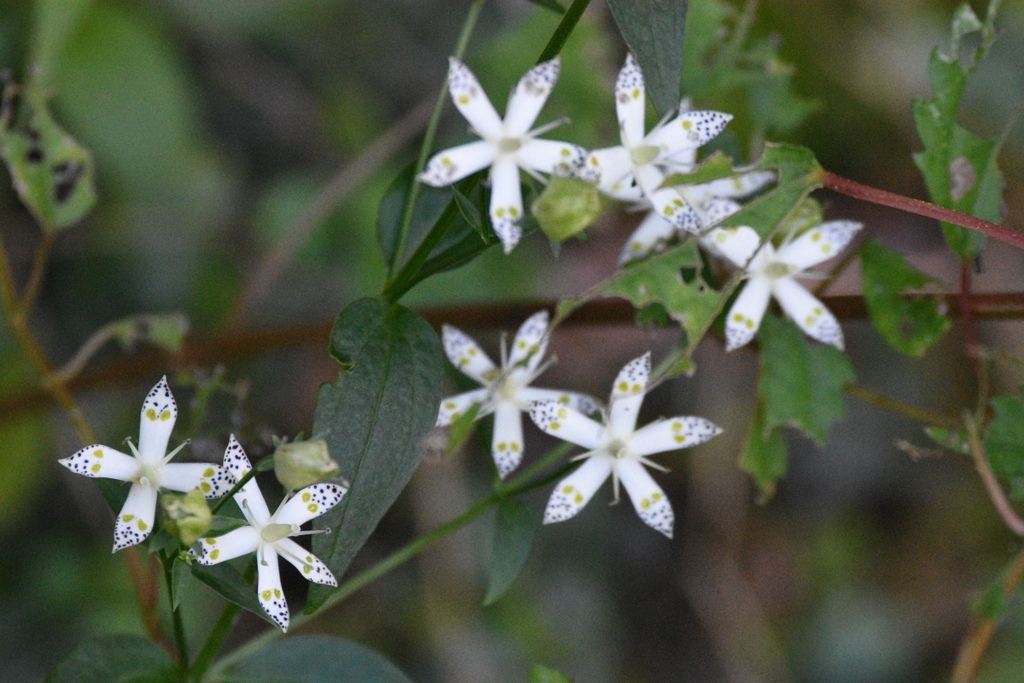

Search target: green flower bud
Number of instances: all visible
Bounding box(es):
[161,489,212,547]
[273,438,339,491]
[531,176,601,241]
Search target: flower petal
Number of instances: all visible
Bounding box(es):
[195,526,259,565]
[609,352,650,436]
[447,57,502,139]
[646,187,701,234]
[695,171,776,200]
[223,436,270,525]
[508,310,549,372]
[491,401,524,478]
[617,460,674,538]
[696,198,742,227]
[418,140,495,187]
[436,388,488,427]
[773,277,845,349]
[618,210,677,265]
[489,158,524,253]
[275,537,336,587]
[543,455,613,524]
[725,277,772,351]
[137,377,176,463]
[113,483,157,552]
[777,220,863,271]
[615,54,646,148]
[646,110,732,153]
[520,387,601,415]
[629,416,722,457]
[257,546,290,631]
[441,325,498,385]
[585,146,632,189]
[59,445,138,481]
[276,484,347,526]
[503,57,560,136]
[160,462,234,499]
[529,400,604,450]
[701,225,761,268]
[516,139,585,177]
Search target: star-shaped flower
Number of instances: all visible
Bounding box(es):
[59,377,233,552]
[582,54,733,234]
[703,220,863,351]
[437,310,600,479]
[618,170,776,265]
[529,353,721,537]
[195,436,346,631]
[418,57,586,254]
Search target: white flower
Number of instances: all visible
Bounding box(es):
[703,221,863,351]
[529,353,721,537]
[418,57,586,254]
[59,377,233,552]
[437,310,600,479]
[195,436,346,631]
[618,170,776,265]
[582,54,733,234]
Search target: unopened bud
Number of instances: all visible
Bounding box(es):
[531,176,601,241]
[273,438,339,491]
[161,489,212,547]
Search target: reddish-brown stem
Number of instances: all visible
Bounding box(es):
[960,262,981,378]
[964,414,1024,537]
[821,172,1024,249]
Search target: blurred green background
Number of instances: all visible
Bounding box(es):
[1,0,1023,681]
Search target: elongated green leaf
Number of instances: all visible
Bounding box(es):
[984,392,1024,499]
[739,404,787,500]
[308,298,443,610]
[376,164,453,267]
[0,79,96,233]
[530,664,574,683]
[191,560,275,625]
[29,0,94,88]
[661,150,734,187]
[606,0,689,117]
[859,239,950,357]
[484,499,536,606]
[44,635,175,683]
[171,556,190,611]
[526,0,565,14]
[223,635,413,683]
[757,314,855,444]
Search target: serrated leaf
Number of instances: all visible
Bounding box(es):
[661,150,734,187]
[43,635,175,683]
[0,79,96,233]
[757,314,855,444]
[191,560,276,626]
[484,499,536,606]
[308,298,443,610]
[223,635,414,683]
[739,404,787,501]
[984,392,1024,482]
[606,0,689,117]
[530,664,574,683]
[859,239,950,357]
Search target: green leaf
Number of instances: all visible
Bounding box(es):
[223,635,414,683]
[984,392,1024,483]
[170,556,191,611]
[0,79,96,233]
[376,164,453,267]
[859,239,950,357]
[606,0,689,117]
[526,0,565,14]
[530,664,574,683]
[757,314,855,444]
[190,560,276,626]
[308,298,443,610]
[43,635,175,683]
[483,499,536,606]
[739,404,787,501]
[924,426,969,455]
[661,150,735,187]
[206,514,250,537]
[28,0,94,88]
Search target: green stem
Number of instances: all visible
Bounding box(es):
[536,0,593,63]
[844,383,958,429]
[190,560,255,682]
[386,0,486,278]
[163,555,189,670]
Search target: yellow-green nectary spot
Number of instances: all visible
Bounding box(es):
[91,464,101,473]
[206,538,216,544]
[303,565,312,574]
[146,408,157,421]
[200,482,211,493]
[210,549,220,560]
[160,410,171,422]
[203,468,215,477]
[123,514,135,522]
[137,520,148,531]
[302,492,312,502]
[307,503,319,513]
[262,590,272,600]
[94,450,104,458]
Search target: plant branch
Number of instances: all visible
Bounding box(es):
[964,412,1024,536]
[844,383,958,429]
[536,0,593,63]
[164,555,188,669]
[821,171,1024,249]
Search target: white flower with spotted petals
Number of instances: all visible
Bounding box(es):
[582,54,733,235]
[703,220,863,351]
[59,376,233,552]
[529,353,721,538]
[195,436,346,631]
[437,310,600,479]
[418,57,586,254]
[619,170,776,265]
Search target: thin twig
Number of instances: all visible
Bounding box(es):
[964,413,1024,536]
[844,383,959,429]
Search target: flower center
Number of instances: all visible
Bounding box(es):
[135,463,160,489]
[261,523,295,544]
[607,439,628,459]
[497,137,521,154]
[764,262,793,279]
[630,145,660,166]
[498,374,519,402]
